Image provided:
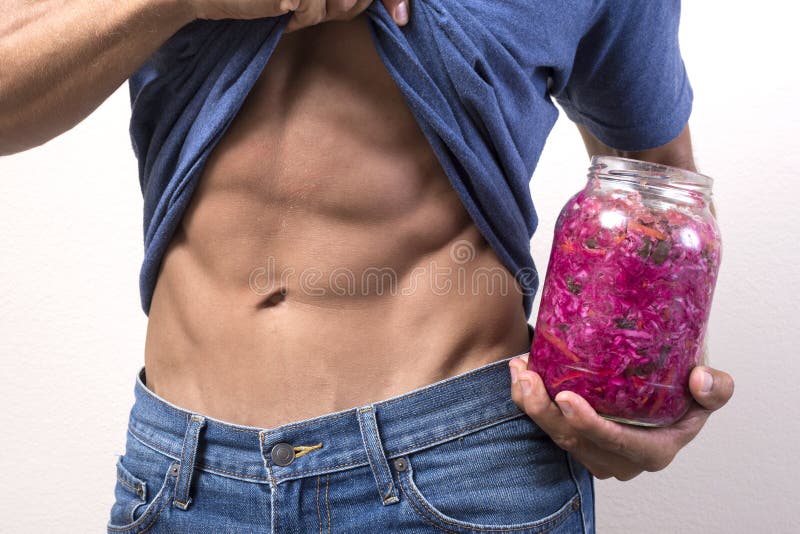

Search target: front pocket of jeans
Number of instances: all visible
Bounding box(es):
[396,414,581,533]
[107,434,180,533]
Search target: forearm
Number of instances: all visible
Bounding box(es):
[577,123,716,220]
[0,0,195,156]
[577,123,696,172]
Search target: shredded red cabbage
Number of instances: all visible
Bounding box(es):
[529,184,721,426]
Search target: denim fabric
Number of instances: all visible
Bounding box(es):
[129,1,692,318]
[107,355,596,533]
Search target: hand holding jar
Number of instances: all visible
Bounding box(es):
[508,156,733,480]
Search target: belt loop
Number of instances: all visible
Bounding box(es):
[173,414,206,511]
[356,404,399,506]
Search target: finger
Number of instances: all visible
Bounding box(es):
[688,365,735,411]
[380,0,410,25]
[661,401,712,450]
[195,0,296,20]
[509,364,578,451]
[508,355,534,409]
[562,435,645,481]
[285,0,327,33]
[552,390,675,471]
[509,358,646,479]
[280,0,300,10]
[322,0,377,24]
[325,0,360,18]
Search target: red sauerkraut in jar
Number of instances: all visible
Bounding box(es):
[528,156,721,427]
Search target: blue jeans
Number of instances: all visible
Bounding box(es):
[108,355,595,533]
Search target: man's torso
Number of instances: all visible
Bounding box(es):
[143,14,530,428]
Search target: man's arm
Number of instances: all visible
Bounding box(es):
[577,122,716,217]
[0,0,199,156]
[577,122,696,172]
[0,0,411,157]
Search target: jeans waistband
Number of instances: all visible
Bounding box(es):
[127,352,529,487]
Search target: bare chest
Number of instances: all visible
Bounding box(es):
[195,14,448,220]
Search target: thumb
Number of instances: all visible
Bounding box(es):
[380,0,410,25]
[688,365,735,411]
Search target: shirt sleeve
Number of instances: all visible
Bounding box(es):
[552,0,692,151]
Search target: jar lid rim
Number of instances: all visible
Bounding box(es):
[590,155,713,190]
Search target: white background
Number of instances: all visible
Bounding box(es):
[0,2,797,532]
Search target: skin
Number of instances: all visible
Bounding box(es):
[2,0,733,483]
[142,9,533,428]
[0,0,410,154]
[192,0,411,32]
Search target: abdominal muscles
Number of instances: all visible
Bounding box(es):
[143,14,530,428]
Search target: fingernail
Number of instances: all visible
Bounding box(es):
[520,378,532,395]
[510,366,518,384]
[280,0,298,11]
[556,398,573,417]
[394,2,409,24]
[700,370,713,393]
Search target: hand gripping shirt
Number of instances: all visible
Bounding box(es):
[128,0,692,317]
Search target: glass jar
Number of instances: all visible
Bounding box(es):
[528,156,721,427]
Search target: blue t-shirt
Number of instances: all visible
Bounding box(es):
[128,0,692,317]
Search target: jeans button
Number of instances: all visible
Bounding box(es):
[271,442,296,466]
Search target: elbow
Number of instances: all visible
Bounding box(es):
[0,88,24,157]
[0,72,48,156]
[622,124,696,172]
[0,119,26,157]
[0,100,51,157]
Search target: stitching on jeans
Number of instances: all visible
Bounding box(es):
[223,425,261,434]
[388,412,524,457]
[175,416,200,507]
[366,413,391,493]
[177,414,189,476]
[273,459,366,478]
[115,472,143,497]
[269,410,354,431]
[358,411,389,502]
[361,432,382,497]
[399,468,579,533]
[128,426,274,482]
[180,418,203,504]
[325,473,331,534]
[377,362,509,408]
[367,412,397,501]
[129,412,525,483]
[128,413,524,483]
[107,467,176,533]
[565,451,588,532]
[181,424,198,501]
[398,481,459,534]
[199,463,271,482]
[227,359,513,434]
[265,478,272,534]
[260,432,276,481]
[173,413,191,503]
[135,357,516,438]
[136,379,262,435]
[317,475,323,534]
